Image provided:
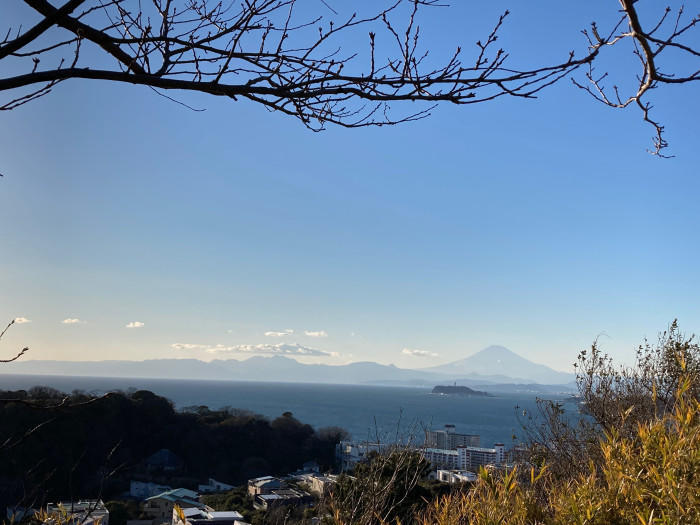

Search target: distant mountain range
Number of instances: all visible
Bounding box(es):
[0,345,576,393]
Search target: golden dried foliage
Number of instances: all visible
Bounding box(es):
[416,376,700,525]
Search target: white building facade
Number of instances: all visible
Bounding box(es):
[424,425,480,449]
[436,470,478,484]
[422,444,506,471]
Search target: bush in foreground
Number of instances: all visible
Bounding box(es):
[416,376,700,525]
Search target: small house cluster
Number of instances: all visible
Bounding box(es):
[246,470,339,511]
[16,425,522,525]
[12,451,339,525]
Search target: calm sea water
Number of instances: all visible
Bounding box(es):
[0,375,577,446]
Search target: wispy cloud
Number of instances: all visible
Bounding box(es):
[265,329,294,337]
[126,321,145,328]
[173,341,331,357]
[402,347,439,358]
[14,317,31,324]
[211,343,330,357]
[62,318,85,325]
[304,330,328,338]
[171,343,212,350]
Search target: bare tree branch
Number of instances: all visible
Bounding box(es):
[0,1,697,152]
[0,319,29,363]
[1,0,597,129]
[573,0,700,156]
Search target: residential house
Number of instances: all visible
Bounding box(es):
[247,476,284,497]
[143,489,203,524]
[294,473,338,497]
[197,479,234,494]
[253,488,313,511]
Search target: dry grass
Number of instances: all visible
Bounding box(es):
[416,377,700,525]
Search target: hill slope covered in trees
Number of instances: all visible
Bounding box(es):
[0,387,345,511]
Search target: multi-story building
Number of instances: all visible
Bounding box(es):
[422,448,461,470]
[424,425,480,449]
[457,444,506,471]
[421,443,506,472]
[339,435,506,474]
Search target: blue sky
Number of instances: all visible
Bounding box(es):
[1,1,698,372]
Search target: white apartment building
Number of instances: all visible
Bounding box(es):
[422,448,461,470]
[424,425,480,449]
[421,443,506,471]
[459,444,506,471]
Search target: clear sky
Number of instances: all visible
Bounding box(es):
[1,1,698,373]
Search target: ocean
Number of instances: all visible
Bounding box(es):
[0,374,578,447]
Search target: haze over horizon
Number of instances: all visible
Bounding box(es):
[1,1,698,374]
[5,344,567,371]
[1,344,577,389]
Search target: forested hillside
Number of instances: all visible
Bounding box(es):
[0,387,344,510]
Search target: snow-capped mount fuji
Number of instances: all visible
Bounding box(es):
[421,345,574,385]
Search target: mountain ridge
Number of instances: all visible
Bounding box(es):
[0,345,575,390]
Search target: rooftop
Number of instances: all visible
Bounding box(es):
[461,446,502,453]
[208,512,244,520]
[424,448,458,455]
[147,488,202,505]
